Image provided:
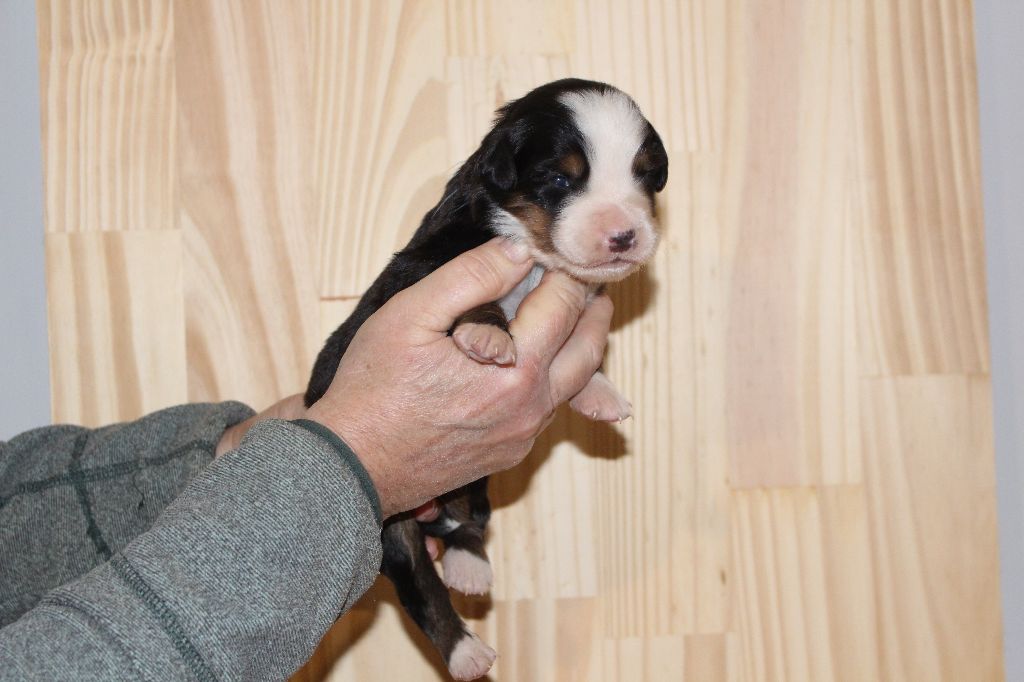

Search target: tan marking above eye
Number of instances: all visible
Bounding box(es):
[632,137,668,176]
[632,148,656,175]
[559,152,586,179]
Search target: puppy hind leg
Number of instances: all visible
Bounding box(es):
[441,525,493,596]
[424,479,494,595]
[381,518,496,680]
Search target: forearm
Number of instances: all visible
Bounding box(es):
[0,402,255,625]
[0,419,383,681]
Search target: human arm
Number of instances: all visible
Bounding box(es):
[0,237,612,679]
[0,418,380,681]
[0,401,255,626]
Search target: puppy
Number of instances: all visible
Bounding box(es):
[305,78,667,680]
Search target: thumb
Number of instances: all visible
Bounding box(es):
[397,238,533,338]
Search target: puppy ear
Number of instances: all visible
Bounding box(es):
[480,131,517,192]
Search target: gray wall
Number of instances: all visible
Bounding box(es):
[975,2,1024,679]
[0,1,50,440]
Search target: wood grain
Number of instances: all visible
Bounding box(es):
[45,230,186,426]
[312,0,450,298]
[860,375,1002,681]
[37,0,1003,680]
[445,0,575,57]
[685,633,734,682]
[731,486,879,682]
[37,0,176,233]
[857,0,989,376]
[174,0,321,408]
[722,0,863,490]
[487,412,600,601]
[487,598,601,682]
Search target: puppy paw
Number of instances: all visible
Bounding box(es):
[569,372,633,422]
[453,323,516,366]
[442,548,493,595]
[447,632,497,681]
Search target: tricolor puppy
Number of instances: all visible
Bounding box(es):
[305,78,667,680]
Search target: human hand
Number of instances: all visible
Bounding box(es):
[305,238,613,517]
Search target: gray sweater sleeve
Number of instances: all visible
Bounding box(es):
[0,401,257,625]
[0,419,384,681]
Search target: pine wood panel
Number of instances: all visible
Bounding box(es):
[595,208,730,638]
[486,598,601,682]
[860,375,1001,681]
[487,415,600,601]
[856,0,989,376]
[313,0,450,298]
[722,0,863,490]
[38,0,1003,680]
[445,0,575,57]
[45,230,186,426]
[37,0,176,233]
[731,486,879,682]
[685,633,734,682]
[174,0,321,408]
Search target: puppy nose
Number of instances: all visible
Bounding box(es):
[608,229,636,253]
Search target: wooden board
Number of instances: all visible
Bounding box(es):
[45,230,186,426]
[174,0,321,408]
[38,0,1003,679]
[37,0,177,234]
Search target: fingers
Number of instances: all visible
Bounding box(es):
[548,293,614,403]
[398,238,533,338]
[508,270,589,367]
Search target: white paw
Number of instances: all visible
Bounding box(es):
[447,632,497,681]
[442,548,493,595]
[453,322,516,365]
[569,371,633,422]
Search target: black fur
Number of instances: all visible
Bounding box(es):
[304,78,667,674]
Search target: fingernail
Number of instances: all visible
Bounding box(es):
[500,238,531,263]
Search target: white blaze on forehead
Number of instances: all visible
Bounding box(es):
[547,88,660,278]
[559,88,648,197]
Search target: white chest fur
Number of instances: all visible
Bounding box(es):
[498,264,604,321]
[498,264,545,320]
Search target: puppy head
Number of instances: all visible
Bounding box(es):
[479,79,668,283]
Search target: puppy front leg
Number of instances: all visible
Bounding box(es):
[451,302,515,366]
[569,371,633,422]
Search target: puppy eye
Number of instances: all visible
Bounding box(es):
[551,174,570,190]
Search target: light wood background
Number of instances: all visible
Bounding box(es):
[37,1,1003,680]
